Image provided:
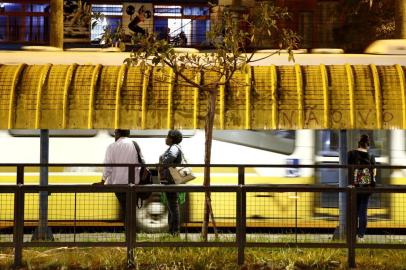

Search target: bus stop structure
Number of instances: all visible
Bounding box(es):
[0,63,405,130]
[1,59,406,267]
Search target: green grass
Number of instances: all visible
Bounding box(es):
[1,247,406,269]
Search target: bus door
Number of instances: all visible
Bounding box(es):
[314,130,390,223]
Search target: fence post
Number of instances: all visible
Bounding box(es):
[347,186,356,268]
[237,166,246,266]
[14,165,24,269]
[127,164,136,269]
[336,130,348,240]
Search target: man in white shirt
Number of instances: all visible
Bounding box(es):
[102,129,140,222]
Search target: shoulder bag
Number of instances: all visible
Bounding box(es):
[132,141,152,206]
[168,145,196,184]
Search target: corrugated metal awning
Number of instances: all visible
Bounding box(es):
[0,64,405,130]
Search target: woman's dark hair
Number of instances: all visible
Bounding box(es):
[168,130,183,144]
[358,134,370,148]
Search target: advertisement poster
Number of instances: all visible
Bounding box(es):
[64,0,91,43]
[122,3,153,36]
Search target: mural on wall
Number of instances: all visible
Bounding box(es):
[123,3,153,36]
[64,0,91,42]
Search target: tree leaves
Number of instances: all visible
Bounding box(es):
[123,1,298,89]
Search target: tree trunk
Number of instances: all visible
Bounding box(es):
[395,0,406,38]
[201,88,218,241]
[50,0,64,48]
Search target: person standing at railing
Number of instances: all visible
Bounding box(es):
[101,129,141,222]
[348,134,376,242]
[159,130,183,236]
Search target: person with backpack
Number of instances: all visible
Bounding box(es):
[159,130,183,236]
[348,134,376,242]
[101,129,143,222]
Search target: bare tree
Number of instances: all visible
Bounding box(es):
[125,1,299,240]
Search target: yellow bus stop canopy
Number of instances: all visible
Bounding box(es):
[0,64,405,130]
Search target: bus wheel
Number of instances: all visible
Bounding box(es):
[136,194,168,233]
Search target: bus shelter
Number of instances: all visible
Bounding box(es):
[0,63,405,130]
[0,61,405,241]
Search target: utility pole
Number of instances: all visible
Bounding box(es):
[50,0,64,48]
[32,130,53,241]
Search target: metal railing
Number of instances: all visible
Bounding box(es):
[1,163,406,269]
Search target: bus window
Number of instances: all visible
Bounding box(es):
[316,130,339,157]
[213,130,295,155]
[9,129,97,137]
[316,130,388,157]
[348,130,388,158]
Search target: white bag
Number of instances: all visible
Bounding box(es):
[169,145,196,184]
[169,166,196,184]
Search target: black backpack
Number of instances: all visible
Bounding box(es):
[350,150,375,186]
[133,141,152,207]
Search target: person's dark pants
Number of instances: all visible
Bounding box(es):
[115,192,126,223]
[166,192,180,235]
[357,193,371,237]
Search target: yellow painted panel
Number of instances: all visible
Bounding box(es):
[295,64,304,129]
[370,65,382,128]
[379,66,404,129]
[0,65,24,129]
[403,66,406,128]
[14,65,48,129]
[246,191,313,221]
[251,66,277,129]
[0,174,101,184]
[352,65,377,129]
[119,66,147,129]
[62,64,77,128]
[66,65,100,128]
[145,67,173,129]
[277,66,300,129]
[0,64,406,130]
[39,65,72,129]
[328,65,351,129]
[0,175,117,221]
[346,64,355,128]
[93,66,121,128]
[224,68,249,129]
[320,64,330,128]
[188,176,314,223]
[114,65,126,128]
[189,189,313,223]
[0,194,14,221]
[302,66,324,128]
[245,66,251,129]
[173,69,199,129]
[22,193,119,221]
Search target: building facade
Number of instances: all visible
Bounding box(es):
[0,0,348,50]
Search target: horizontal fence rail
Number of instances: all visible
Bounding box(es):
[1,163,406,268]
